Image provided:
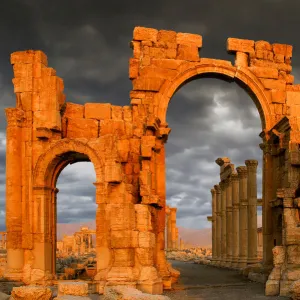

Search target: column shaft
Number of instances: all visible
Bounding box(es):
[237,166,248,267]
[245,160,258,264]
[211,188,217,261]
[215,185,222,264]
[260,143,274,266]
[220,181,227,265]
[231,173,240,267]
[5,109,24,280]
[226,178,232,266]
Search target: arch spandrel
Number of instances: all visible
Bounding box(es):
[33,138,104,188]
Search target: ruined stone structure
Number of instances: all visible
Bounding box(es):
[56,227,96,257]
[4,26,300,296]
[165,206,179,250]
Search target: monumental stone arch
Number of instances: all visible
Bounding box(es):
[4,26,300,296]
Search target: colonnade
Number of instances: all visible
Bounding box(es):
[208,157,259,268]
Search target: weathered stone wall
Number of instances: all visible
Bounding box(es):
[4,26,300,296]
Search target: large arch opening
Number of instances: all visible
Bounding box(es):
[163,73,269,280]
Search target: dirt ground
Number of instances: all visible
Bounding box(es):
[0,261,289,299]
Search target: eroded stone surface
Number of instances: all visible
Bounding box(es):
[10,286,52,300]
[58,281,88,296]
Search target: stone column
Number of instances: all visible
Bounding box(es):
[211,188,217,262]
[237,166,248,267]
[4,109,24,281]
[175,228,179,250]
[220,181,227,266]
[166,207,172,250]
[259,142,273,267]
[52,188,58,276]
[170,208,177,250]
[245,160,258,264]
[225,178,233,267]
[231,173,240,268]
[214,185,222,265]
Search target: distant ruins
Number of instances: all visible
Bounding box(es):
[56,226,96,257]
[4,26,300,296]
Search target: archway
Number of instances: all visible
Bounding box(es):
[56,161,97,280]
[165,76,263,242]
[29,139,104,283]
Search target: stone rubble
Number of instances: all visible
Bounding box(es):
[103,286,171,300]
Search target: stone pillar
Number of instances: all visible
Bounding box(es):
[175,228,179,250]
[52,188,59,276]
[225,178,233,267]
[260,143,273,267]
[4,109,24,281]
[211,188,217,262]
[231,173,240,268]
[166,207,172,250]
[237,166,248,267]
[214,185,222,265]
[245,160,258,264]
[220,181,227,266]
[170,208,177,250]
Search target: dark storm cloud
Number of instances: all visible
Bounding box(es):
[0,0,299,228]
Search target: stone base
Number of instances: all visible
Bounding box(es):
[162,277,172,290]
[279,280,294,297]
[137,280,163,295]
[3,269,23,281]
[265,279,280,296]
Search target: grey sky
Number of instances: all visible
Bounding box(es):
[0,0,299,230]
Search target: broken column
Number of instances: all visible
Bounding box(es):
[237,166,248,267]
[245,159,258,264]
[231,172,240,268]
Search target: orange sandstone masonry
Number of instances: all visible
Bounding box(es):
[4,26,300,297]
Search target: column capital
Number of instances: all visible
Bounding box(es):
[259,142,271,154]
[245,159,258,170]
[220,180,227,190]
[224,177,231,186]
[214,184,222,194]
[236,166,247,178]
[211,188,216,195]
[170,207,177,213]
[230,173,239,182]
